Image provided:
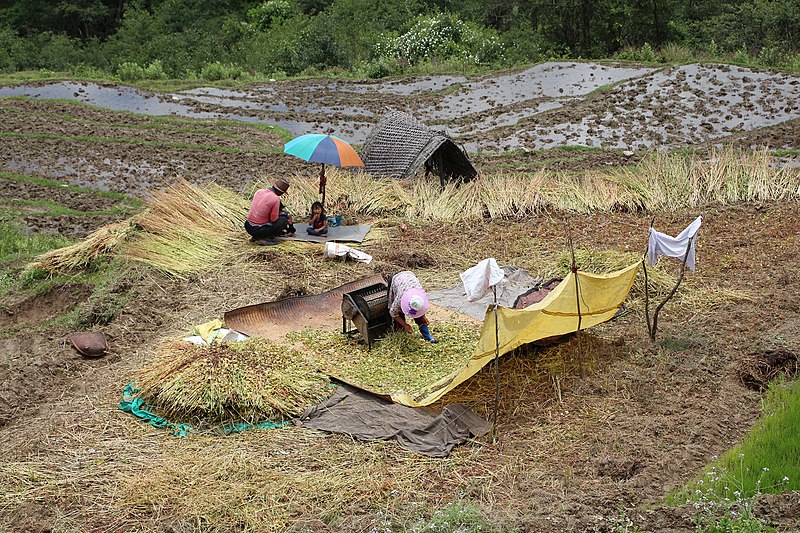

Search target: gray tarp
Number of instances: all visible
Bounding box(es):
[300,383,490,457]
[427,266,540,320]
[276,223,372,243]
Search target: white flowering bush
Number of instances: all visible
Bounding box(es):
[247,0,295,31]
[375,13,504,67]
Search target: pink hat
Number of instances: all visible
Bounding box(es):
[401,289,429,317]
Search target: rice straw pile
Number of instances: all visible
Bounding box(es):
[137,338,331,424]
[290,319,480,398]
[28,219,138,273]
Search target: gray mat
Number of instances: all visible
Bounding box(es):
[300,382,490,457]
[276,223,371,243]
[428,266,541,320]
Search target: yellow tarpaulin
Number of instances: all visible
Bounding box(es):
[391,262,640,407]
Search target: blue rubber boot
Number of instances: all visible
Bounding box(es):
[419,325,437,343]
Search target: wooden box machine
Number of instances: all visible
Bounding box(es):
[341,282,392,348]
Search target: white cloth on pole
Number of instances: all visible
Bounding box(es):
[324,242,372,264]
[647,215,703,271]
[460,258,505,302]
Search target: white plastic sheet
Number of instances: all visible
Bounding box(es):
[460,258,505,302]
[324,242,373,264]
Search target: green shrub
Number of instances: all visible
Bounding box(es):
[200,61,243,81]
[35,32,85,70]
[734,47,752,65]
[614,42,657,63]
[0,26,25,71]
[358,57,401,79]
[117,61,145,81]
[71,64,109,79]
[758,45,786,68]
[658,43,695,63]
[117,60,170,81]
[143,59,168,80]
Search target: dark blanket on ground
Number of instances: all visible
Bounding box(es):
[300,383,490,457]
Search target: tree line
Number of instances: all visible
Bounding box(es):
[1,0,798,79]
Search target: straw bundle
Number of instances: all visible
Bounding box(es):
[123,178,249,277]
[137,338,330,424]
[29,219,138,273]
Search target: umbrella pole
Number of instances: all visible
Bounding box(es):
[320,163,327,208]
[491,286,500,443]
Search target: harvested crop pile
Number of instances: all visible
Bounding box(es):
[290,319,480,398]
[137,338,331,424]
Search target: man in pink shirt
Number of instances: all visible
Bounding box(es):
[244,177,291,244]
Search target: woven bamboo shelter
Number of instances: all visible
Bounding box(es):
[360,110,478,183]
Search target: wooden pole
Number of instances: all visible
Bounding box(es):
[320,163,327,208]
[567,232,584,378]
[490,285,501,442]
[650,235,694,341]
[643,255,652,339]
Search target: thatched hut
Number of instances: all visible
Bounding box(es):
[360,110,478,184]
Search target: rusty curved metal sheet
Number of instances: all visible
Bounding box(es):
[224,274,386,337]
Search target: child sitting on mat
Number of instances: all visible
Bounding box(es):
[307,201,328,237]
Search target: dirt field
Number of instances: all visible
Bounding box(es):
[1,62,799,531]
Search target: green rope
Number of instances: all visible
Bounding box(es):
[119,382,290,437]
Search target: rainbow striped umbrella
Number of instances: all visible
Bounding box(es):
[284,134,364,206]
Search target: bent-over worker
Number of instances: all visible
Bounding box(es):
[245,178,290,244]
[387,270,437,343]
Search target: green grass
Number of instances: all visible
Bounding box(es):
[0,243,133,338]
[402,502,499,533]
[671,378,800,503]
[667,379,800,531]
[0,221,71,267]
[560,144,602,152]
[0,198,136,217]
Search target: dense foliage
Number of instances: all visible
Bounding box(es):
[1,0,799,79]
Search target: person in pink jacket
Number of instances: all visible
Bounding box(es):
[244,178,291,244]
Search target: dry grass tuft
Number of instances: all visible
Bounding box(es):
[137,338,331,424]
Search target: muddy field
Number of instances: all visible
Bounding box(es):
[1,62,800,531]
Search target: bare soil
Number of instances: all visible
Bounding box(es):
[1,63,799,532]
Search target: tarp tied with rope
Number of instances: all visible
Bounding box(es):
[391,263,640,407]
